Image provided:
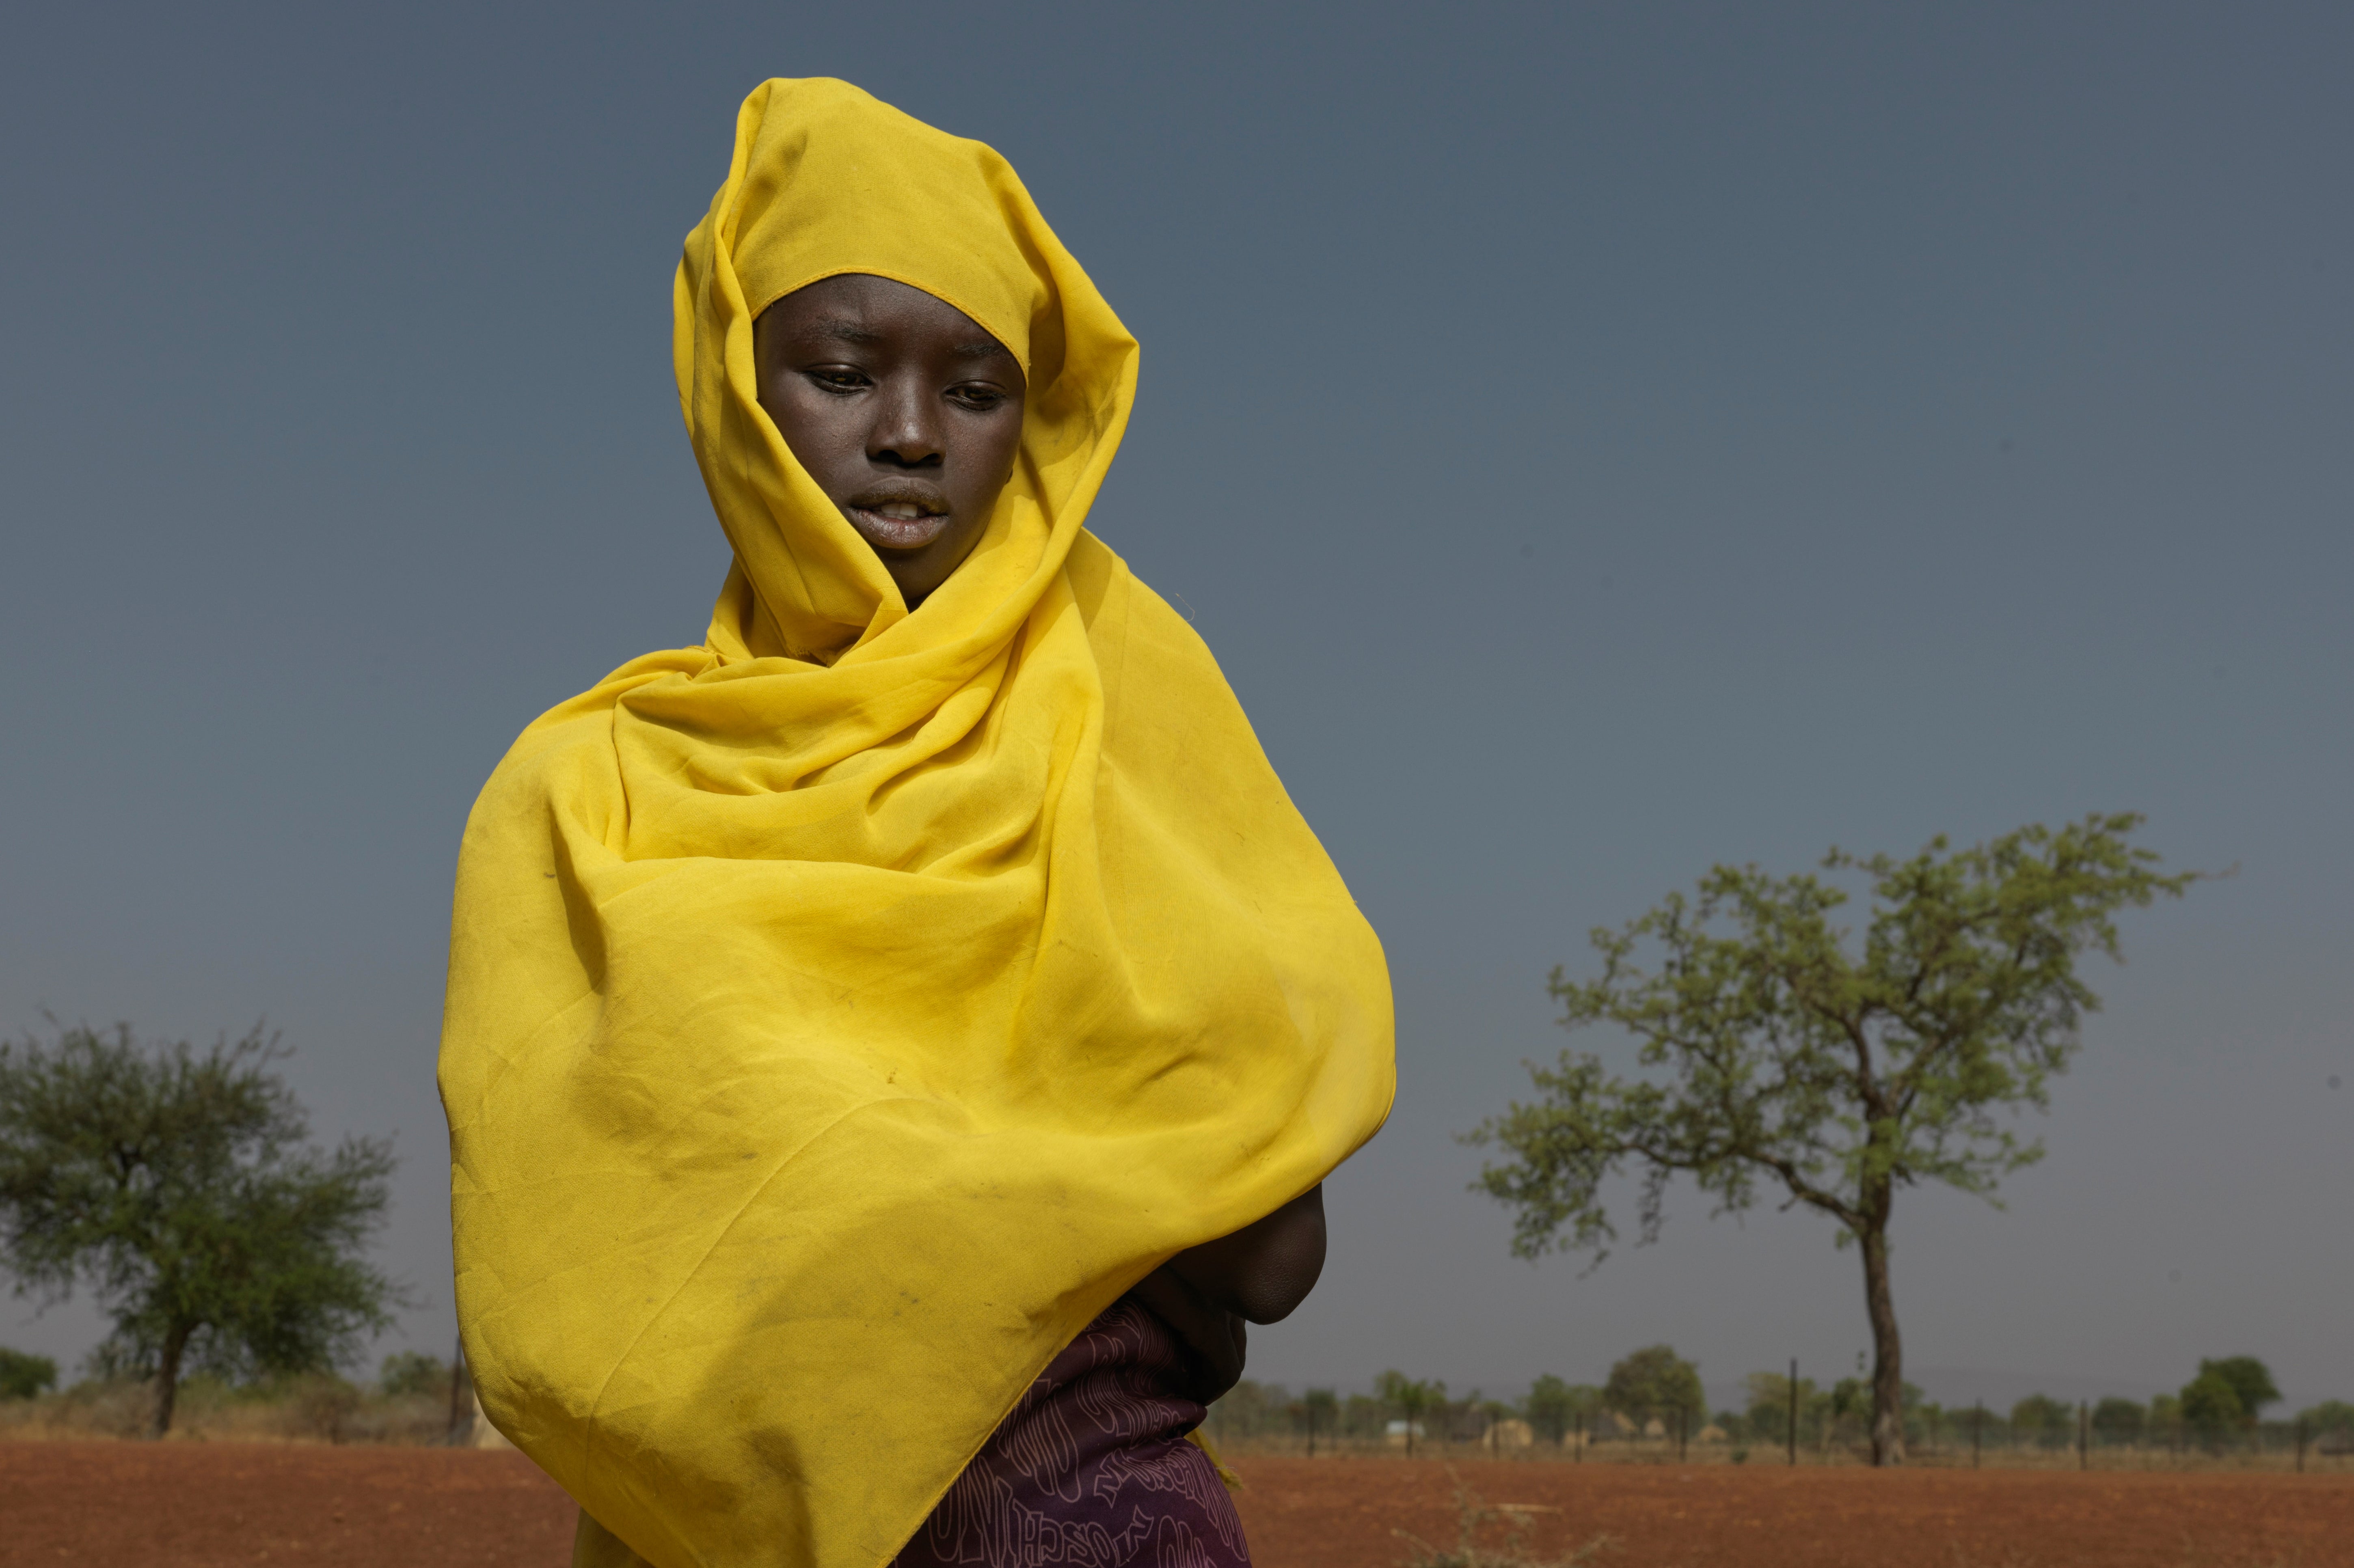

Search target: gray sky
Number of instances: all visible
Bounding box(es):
[3,3,2347,1415]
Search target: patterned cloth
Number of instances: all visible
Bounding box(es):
[894,1299,1251,1568]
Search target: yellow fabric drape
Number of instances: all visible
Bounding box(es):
[439,78,1393,1568]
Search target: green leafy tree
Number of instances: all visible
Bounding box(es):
[2011,1393,2073,1448]
[2090,1396,2146,1443]
[1299,1387,1338,1453]
[2297,1400,2354,1439]
[1909,1399,1946,1449]
[1376,1370,1445,1458]
[0,1345,58,1399]
[1463,815,2195,1466]
[2196,1357,2278,1424]
[378,1350,449,1398]
[1604,1344,1703,1433]
[1524,1374,1580,1445]
[1826,1377,1870,1440]
[1743,1370,1819,1448]
[1474,1394,1519,1450]
[1341,1393,1389,1438]
[1817,1375,1925,1446]
[0,1023,403,1436]
[2179,1372,2243,1444]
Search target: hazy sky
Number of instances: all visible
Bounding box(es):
[3,4,2347,1415]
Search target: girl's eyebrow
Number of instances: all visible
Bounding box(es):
[804,317,885,346]
[798,319,1009,365]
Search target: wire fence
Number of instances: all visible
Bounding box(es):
[1205,1383,2354,1473]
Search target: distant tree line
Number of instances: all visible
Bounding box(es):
[0,1344,474,1445]
[1210,1345,1716,1450]
[1713,1356,2324,1456]
[1207,1345,2354,1460]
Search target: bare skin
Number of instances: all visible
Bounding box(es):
[753,273,1025,607]
[755,273,1328,1389]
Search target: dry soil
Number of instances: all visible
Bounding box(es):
[4,1442,2349,1568]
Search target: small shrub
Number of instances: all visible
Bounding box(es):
[0,1366,474,1446]
[339,1390,450,1445]
[285,1375,365,1443]
[50,1379,152,1438]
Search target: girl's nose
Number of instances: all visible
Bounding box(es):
[869,380,943,468]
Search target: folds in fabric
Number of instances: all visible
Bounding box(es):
[439,78,1393,1568]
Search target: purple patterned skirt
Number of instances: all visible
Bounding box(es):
[892,1298,1251,1568]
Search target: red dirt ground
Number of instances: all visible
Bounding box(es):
[3,1443,2349,1567]
[0,1442,574,1566]
[1228,1457,2354,1568]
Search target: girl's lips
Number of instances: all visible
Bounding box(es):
[847,505,952,552]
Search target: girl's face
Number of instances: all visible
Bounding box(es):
[754,274,1028,606]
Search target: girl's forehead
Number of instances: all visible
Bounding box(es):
[762,276,1019,370]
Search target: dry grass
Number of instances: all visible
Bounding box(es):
[0,1374,454,1445]
[1393,1467,1618,1568]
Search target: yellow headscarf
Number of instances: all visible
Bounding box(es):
[439,78,1393,1568]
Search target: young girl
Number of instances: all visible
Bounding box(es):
[440,78,1393,1568]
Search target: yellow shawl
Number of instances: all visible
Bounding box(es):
[439,78,1393,1568]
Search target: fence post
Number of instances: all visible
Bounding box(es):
[2079,1402,2089,1470]
[1574,1408,1583,1464]
[1788,1359,1799,1467]
[1678,1406,1688,1463]
[2296,1418,2307,1474]
[1973,1400,1983,1470]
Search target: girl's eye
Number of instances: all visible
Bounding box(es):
[807,369,869,394]
[950,385,1007,412]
